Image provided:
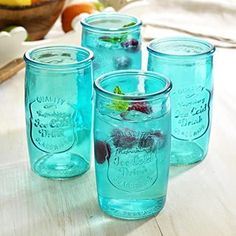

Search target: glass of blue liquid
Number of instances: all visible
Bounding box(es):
[24,45,94,178]
[81,13,142,79]
[147,37,215,165]
[94,70,172,219]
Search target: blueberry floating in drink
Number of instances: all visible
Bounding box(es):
[111,128,136,149]
[128,101,152,114]
[95,140,111,164]
[139,130,165,150]
[120,101,153,120]
[108,86,152,118]
[138,134,155,149]
[107,85,164,150]
[111,127,165,150]
[113,56,132,70]
[82,14,142,79]
[121,39,140,52]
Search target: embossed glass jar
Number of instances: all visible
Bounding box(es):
[24,45,94,178]
[81,13,142,79]
[94,70,172,219]
[147,37,215,165]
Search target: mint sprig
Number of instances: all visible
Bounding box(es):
[113,86,124,95]
[122,22,136,28]
[107,86,129,112]
[98,21,136,44]
[99,34,128,44]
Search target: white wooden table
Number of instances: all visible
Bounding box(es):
[0,47,236,236]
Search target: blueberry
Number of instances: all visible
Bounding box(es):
[138,135,155,149]
[113,56,132,70]
[130,39,139,47]
[111,128,136,149]
[151,130,164,138]
[94,140,111,164]
[121,41,130,48]
[138,130,165,150]
[121,39,140,52]
[128,101,152,114]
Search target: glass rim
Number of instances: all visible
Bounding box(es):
[80,12,142,33]
[147,37,215,59]
[94,70,172,100]
[24,45,94,69]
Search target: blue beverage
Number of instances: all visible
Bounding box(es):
[94,70,172,219]
[147,37,215,165]
[24,45,94,178]
[81,13,142,79]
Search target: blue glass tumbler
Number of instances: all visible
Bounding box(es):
[147,37,215,165]
[94,70,172,219]
[81,13,142,79]
[24,45,94,178]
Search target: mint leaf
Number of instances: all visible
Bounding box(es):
[107,86,129,112]
[122,22,136,28]
[107,100,129,112]
[114,86,124,95]
[99,33,128,44]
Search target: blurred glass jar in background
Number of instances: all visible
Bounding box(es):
[81,12,142,79]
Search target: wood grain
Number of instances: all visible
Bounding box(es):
[0,47,236,236]
[0,0,65,40]
[0,163,162,236]
[0,58,25,84]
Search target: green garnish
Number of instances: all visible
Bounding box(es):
[98,22,136,44]
[99,34,128,44]
[113,86,124,95]
[108,100,129,112]
[107,86,129,112]
[122,22,136,28]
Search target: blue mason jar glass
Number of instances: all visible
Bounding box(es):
[24,45,94,178]
[81,13,142,79]
[94,70,172,219]
[147,37,215,165]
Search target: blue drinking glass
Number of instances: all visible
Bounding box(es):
[94,70,172,219]
[147,37,215,165]
[81,13,142,79]
[24,45,94,178]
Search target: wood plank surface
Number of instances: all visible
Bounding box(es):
[0,48,235,236]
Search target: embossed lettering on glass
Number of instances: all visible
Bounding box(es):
[94,70,172,219]
[147,37,215,165]
[24,45,94,178]
[81,13,142,79]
